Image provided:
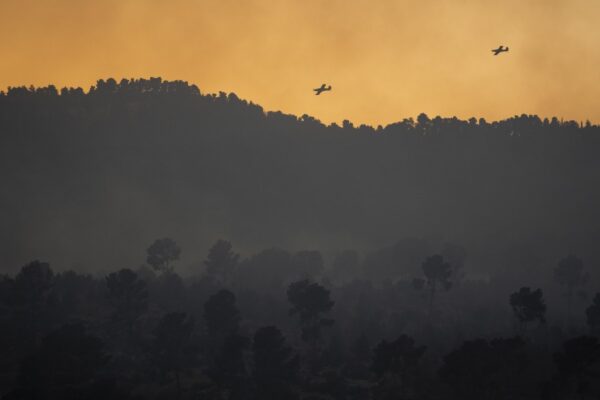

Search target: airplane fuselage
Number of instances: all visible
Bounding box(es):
[492,46,509,55]
[314,85,332,95]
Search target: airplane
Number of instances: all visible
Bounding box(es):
[314,83,332,95]
[492,45,509,56]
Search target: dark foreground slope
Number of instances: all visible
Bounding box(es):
[1,78,600,272]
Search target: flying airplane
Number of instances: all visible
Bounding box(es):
[314,83,332,95]
[492,45,509,56]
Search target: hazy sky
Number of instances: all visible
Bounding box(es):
[1,0,598,125]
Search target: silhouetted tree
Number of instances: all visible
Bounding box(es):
[151,269,186,312]
[251,326,299,400]
[204,289,241,363]
[441,243,467,282]
[510,287,546,335]
[205,239,239,285]
[586,293,600,335]
[105,268,148,340]
[53,270,99,322]
[372,334,426,399]
[12,261,55,344]
[416,113,431,133]
[204,289,240,338]
[287,279,334,347]
[208,334,249,399]
[554,254,588,327]
[152,312,196,400]
[146,238,181,273]
[421,255,452,314]
[13,260,54,307]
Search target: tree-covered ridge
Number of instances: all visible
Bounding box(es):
[1,77,600,274]
[1,77,597,132]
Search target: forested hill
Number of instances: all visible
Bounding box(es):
[1,78,600,273]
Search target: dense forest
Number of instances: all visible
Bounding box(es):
[1,78,600,399]
[2,78,600,275]
[1,239,600,399]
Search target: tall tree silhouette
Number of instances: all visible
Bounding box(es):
[208,333,249,399]
[12,261,55,345]
[421,255,452,315]
[146,238,181,273]
[252,326,299,400]
[287,279,334,347]
[152,312,196,400]
[203,290,245,400]
[204,289,241,361]
[151,269,186,312]
[105,268,148,340]
[554,254,588,327]
[441,243,467,283]
[204,239,239,285]
[53,270,98,322]
[510,287,546,335]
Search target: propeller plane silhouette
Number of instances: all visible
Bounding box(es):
[492,45,509,56]
[314,83,332,95]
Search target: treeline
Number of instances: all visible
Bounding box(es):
[1,238,600,399]
[1,78,600,273]
[1,77,596,131]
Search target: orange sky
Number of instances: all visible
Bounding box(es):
[1,0,599,125]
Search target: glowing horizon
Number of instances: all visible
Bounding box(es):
[1,0,599,126]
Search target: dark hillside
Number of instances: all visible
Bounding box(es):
[1,78,600,273]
